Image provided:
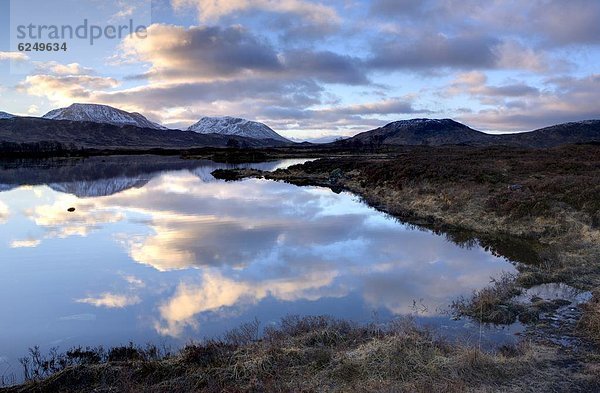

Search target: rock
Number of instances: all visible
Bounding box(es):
[508,184,524,191]
[329,168,344,183]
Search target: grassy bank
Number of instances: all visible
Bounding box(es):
[3,316,599,393]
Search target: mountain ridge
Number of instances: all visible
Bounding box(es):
[0,111,15,119]
[0,117,289,152]
[336,118,600,147]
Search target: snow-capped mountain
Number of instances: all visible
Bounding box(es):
[43,103,167,130]
[187,116,290,142]
[0,111,15,119]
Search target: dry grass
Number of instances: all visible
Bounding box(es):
[579,291,600,346]
[4,316,577,393]
[451,273,529,324]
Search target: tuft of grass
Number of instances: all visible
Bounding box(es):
[451,273,528,324]
[579,291,600,346]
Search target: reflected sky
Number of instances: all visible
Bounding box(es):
[0,156,517,374]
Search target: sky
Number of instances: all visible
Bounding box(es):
[0,0,599,140]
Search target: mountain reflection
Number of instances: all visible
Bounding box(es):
[0,157,515,347]
[0,156,312,197]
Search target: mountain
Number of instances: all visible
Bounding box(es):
[335,118,600,147]
[0,117,289,154]
[338,119,491,147]
[188,116,290,143]
[43,103,167,130]
[0,111,15,119]
[504,120,600,148]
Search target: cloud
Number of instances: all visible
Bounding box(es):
[370,0,423,16]
[280,49,368,85]
[19,74,119,106]
[171,0,340,26]
[120,24,282,82]
[493,40,553,72]
[457,73,600,131]
[119,24,367,85]
[0,52,28,62]
[122,275,146,288]
[326,98,428,116]
[368,0,600,48]
[528,0,600,47]
[27,105,40,115]
[368,33,552,72]
[368,33,498,70]
[11,2,599,134]
[76,293,141,308]
[444,71,539,99]
[0,201,8,224]
[33,61,95,76]
[10,239,41,248]
[59,313,97,321]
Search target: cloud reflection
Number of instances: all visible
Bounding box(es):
[0,200,9,224]
[155,269,339,336]
[76,293,141,308]
[2,161,515,340]
[25,195,124,239]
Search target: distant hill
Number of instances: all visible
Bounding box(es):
[339,119,490,146]
[0,117,288,153]
[0,111,15,119]
[336,118,600,148]
[43,103,168,130]
[188,116,290,143]
[501,120,600,148]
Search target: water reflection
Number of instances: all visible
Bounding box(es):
[0,156,518,372]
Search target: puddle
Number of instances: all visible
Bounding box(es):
[514,283,593,349]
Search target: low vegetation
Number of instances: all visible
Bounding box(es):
[579,291,600,346]
[451,273,527,325]
[4,316,599,393]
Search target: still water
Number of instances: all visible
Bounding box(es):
[0,156,518,375]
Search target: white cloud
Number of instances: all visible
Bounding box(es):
[10,239,41,248]
[0,201,9,224]
[0,52,28,62]
[19,74,119,106]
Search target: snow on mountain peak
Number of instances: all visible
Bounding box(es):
[187,116,290,142]
[42,103,167,130]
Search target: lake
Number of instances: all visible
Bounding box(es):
[0,155,520,379]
